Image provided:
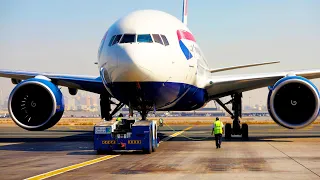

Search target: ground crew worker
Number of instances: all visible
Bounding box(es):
[159,118,164,127]
[211,117,224,149]
[116,113,123,121]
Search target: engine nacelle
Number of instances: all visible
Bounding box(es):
[268,76,320,129]
[8,78,64,131]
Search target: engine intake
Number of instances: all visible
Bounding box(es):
[8,78,64,131]
[268,76,320,129]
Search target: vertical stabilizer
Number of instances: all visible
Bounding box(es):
[182,0,188,26]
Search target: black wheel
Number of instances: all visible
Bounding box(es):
[97,150,112,155]
[96,150,105,155]
[242,123,248,140]
[225,123,232,139]
[152,142,157,152]
[152,126,157,152]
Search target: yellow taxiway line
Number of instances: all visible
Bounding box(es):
[25,155,119,180]
[25,126,193,180]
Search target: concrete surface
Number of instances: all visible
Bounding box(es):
[0,124,319,179]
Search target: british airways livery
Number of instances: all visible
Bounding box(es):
[1,0,320,139]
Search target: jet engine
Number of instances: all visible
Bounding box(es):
[268,76,320,129]
[8,78,65,131]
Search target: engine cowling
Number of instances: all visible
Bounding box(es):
[8,78,64,131]
[268,76,320,129]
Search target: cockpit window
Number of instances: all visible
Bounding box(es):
[108,35,116,46]
[137,34,153,43]
[108,34,168,46]
[152,34,163,45]
[161,35,169,46]
[120,34,136,43]
[112,34,122,45]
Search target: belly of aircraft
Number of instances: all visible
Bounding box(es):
[106,81,207,111]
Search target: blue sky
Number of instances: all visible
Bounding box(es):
[1,1,319,43]
[0,0,320,106]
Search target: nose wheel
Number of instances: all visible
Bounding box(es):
[215,93,249,140]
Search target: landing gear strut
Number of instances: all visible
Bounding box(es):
[100,94,110,120]
[140,110,148,120]
[100,94,124,121]
[215,93,248,140]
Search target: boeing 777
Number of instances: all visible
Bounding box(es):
[1,0,319,139]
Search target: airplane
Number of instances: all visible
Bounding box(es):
[0,0,319,139]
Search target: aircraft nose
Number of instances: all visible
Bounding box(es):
[111,45,155,82]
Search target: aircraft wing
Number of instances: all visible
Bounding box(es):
[205,69,320,99]
[0,69,106,94]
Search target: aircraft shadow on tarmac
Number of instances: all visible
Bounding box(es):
[0,132,94,152]
[47,130,94,133]
[1,131,320,153]
[158,133,320,142]
[0,131,94,142]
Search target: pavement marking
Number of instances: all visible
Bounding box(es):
[24,126,192,180]
[268,142,320,178]
[25,155,119,180]
[160,126,193,143]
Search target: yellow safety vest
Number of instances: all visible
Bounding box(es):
[116,117,122,121]
[214,120,223,134]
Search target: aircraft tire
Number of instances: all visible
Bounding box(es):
[225,123,232,139]
[242,123,248,140]
[97,150,113,155]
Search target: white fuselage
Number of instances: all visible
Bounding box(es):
[98,10,210,111]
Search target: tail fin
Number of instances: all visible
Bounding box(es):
[182,0,188,26]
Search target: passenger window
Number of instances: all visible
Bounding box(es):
[161,35,169,46]
[120,34,136,43]
[137,34,153,43]
[152,34,163,45]
[112,35,122,45]
[108,35,116,46]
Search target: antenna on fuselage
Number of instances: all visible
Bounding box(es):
[182,0,188,26]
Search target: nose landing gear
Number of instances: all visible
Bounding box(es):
[100,94,124,121]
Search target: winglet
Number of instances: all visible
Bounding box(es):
[209,61,280,73]
[182,0,188,26]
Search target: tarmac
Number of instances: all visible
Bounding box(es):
[0,124,320,179]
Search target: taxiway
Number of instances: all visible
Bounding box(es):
[0,124,319,179]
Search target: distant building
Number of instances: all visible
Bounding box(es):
[3,100,8,109]
[69,98,76,110]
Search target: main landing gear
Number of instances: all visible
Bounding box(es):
[215,93,248,140]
